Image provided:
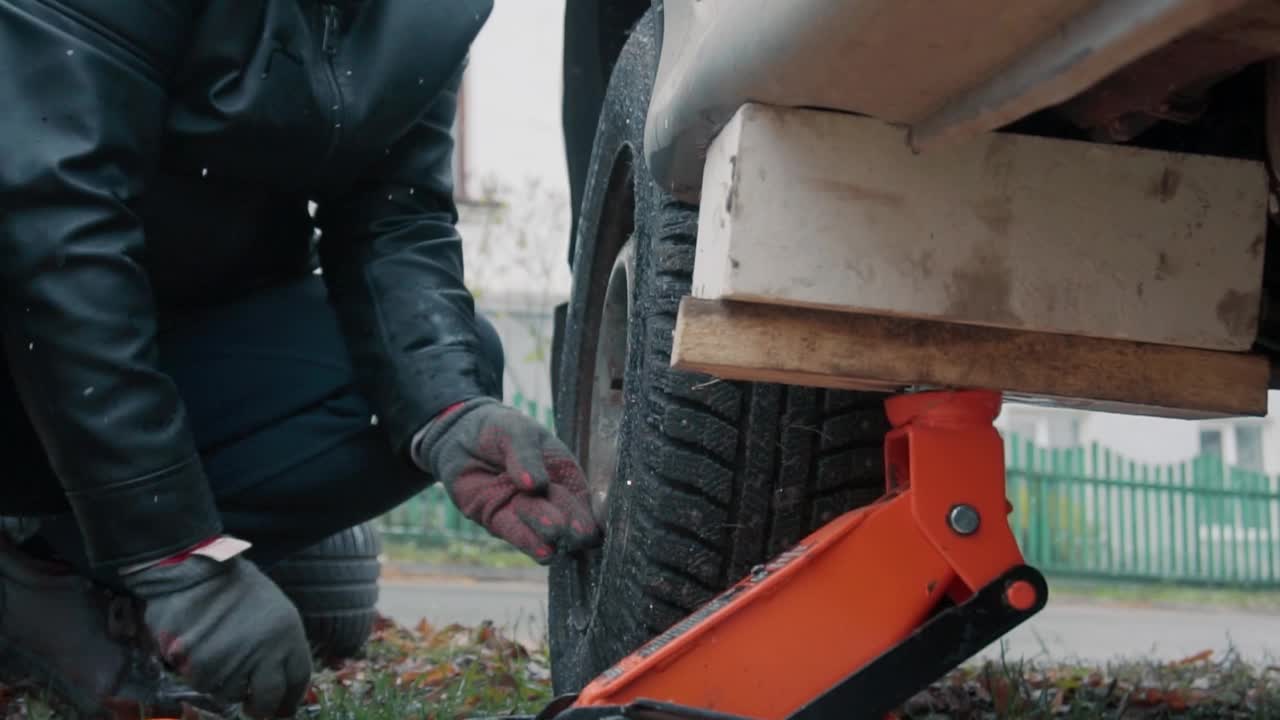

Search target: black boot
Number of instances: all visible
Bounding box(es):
[0,536,233,718]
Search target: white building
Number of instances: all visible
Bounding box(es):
[449,1,572,424]
[997,399,1280,473]
[455,2,1280,472]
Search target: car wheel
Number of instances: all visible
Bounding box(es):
[548,7,891,693]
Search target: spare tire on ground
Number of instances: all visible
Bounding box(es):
[268,521,383,662]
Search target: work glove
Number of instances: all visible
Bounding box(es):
[412,397,602,563]
[121,551,312,719]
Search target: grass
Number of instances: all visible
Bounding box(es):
[0,696,57,720]
[307,616,1280,720]
[2,614,1278,719]
[380,540,537,571]
[0,617,552,720]
[302,616,552,720]
[310,618,1280,719]
[902,648,1280,718]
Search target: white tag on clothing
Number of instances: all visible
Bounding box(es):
[117,535,253,576]
[192,536,253,562]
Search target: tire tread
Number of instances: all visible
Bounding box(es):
[625,204,888,617]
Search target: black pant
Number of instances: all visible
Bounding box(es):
[1,274,504,581]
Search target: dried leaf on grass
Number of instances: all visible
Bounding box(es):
[901,648,1280,718]
[0,616,1276,720]
[305,613,553,720]
[1173,649,1214,666]
[319,619,1279,720]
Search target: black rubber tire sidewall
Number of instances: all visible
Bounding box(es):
[268,521,383,661]
[549,10,891,694]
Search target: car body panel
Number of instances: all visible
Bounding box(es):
[644,0,1262,202]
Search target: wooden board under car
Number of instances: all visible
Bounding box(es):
[671,298,1270,419]
[692,103,1269,353]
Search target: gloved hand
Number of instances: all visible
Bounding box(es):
[412,397,602,563]
[120,552,312,718]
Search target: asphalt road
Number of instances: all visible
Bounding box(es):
[377,579,1280,664]
[378,578,551,648]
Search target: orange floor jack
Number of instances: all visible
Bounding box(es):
[493,389,1049,720]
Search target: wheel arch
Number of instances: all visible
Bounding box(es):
[561,0,654,266]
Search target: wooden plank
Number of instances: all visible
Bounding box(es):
[909,0,1251,149]
[671,298,1270,419]
[694,103,1268,351]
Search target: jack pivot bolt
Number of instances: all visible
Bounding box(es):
[947,504,981,536]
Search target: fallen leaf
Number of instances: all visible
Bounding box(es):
[1050,688,1067,712]
[1173,649,1214,666]
[402,663,460,687]
[490,672,520,690]
[333,665,364,685]
[981,672,1013,712]
[1128,687,1164,706]
[1166,688,1191,711]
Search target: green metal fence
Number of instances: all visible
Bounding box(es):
[1005,435,1280,588]
[377,484,500,548]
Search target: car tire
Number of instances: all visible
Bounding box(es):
[267,521,382,662]
[548,7,891,694]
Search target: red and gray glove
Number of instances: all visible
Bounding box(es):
[411,398,602,563]
[120,539,312,718]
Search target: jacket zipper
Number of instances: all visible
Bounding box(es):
[320,4,340,55]
[318,3,345,165]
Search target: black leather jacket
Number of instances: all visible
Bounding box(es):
[0,0,494,572]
